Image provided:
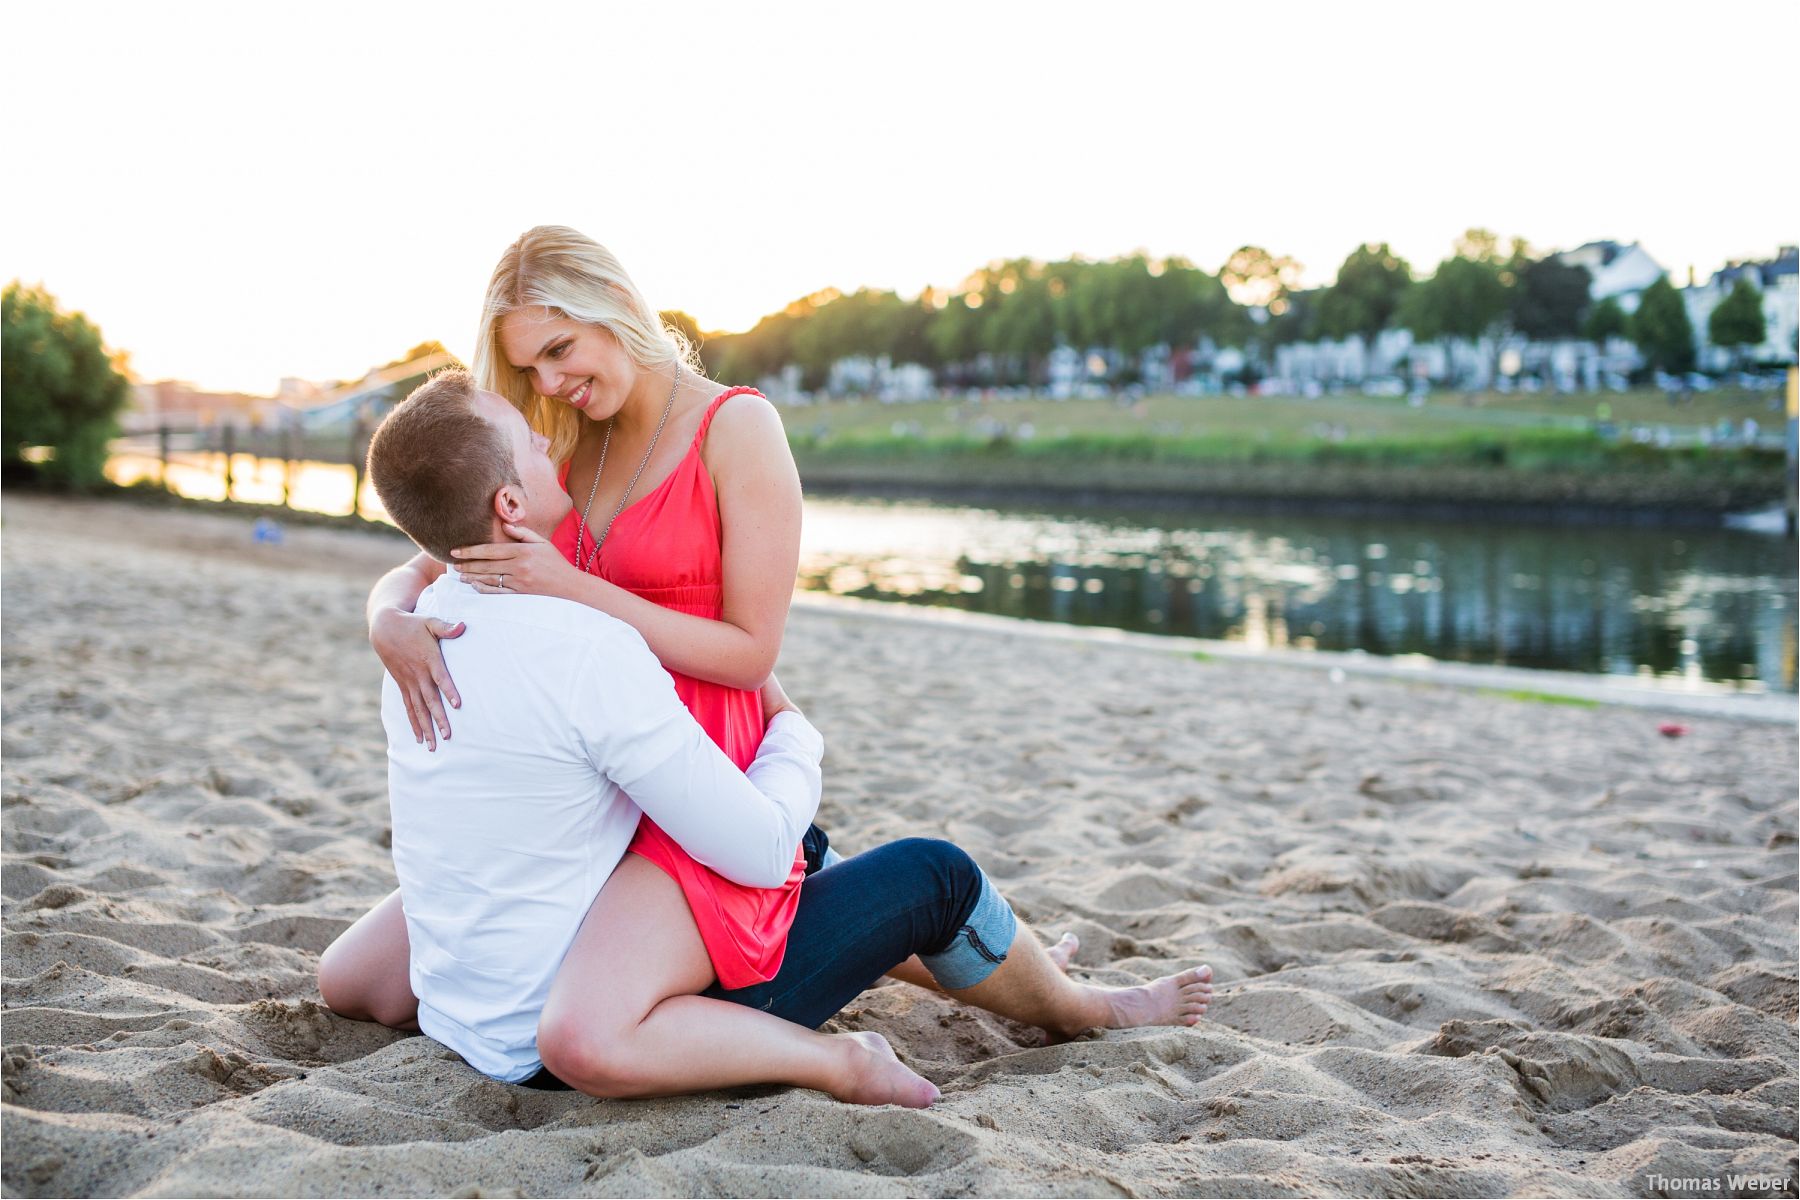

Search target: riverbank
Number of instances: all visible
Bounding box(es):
[792,442,1787,523]
[789,384,1793,521]
[3,494,1796,1197]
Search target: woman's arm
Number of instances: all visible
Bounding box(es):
[454,393,802,691]
[367,551,463,749]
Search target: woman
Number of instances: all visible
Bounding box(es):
[323,223,811,1009]
[318,227,1213,1099]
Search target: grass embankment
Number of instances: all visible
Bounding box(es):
[789,388,1789,514]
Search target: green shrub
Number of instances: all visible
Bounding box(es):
[2,282,132,489]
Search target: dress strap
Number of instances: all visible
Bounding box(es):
[693,386,764,448]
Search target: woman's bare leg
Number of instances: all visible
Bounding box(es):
[317,889,419,1031]
[537,857,937,1107]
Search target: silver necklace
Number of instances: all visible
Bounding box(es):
[574,363,681,575]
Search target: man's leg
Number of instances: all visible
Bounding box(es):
[713,839,1212,1039]
[884,934,1080,994]
[704,838,993,1025]
[947,927,1213,1040]
[919,863,1214,1039]
[317,889,420,1031]
[536,856,937,1107]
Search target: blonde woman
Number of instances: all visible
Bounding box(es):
[322,225,814,1015]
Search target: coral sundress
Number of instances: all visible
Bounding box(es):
[549,387,804,989]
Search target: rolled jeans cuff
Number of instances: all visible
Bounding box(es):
[919,867,1016,990]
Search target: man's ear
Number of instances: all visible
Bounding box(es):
[493,483,527,525]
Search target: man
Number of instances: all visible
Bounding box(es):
[319,369,1213,1107]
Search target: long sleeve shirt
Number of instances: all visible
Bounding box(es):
[380,575,822,1081]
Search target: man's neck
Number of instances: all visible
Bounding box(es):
[481,519,556,547]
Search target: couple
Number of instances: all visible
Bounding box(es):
[316,226,1213,1106]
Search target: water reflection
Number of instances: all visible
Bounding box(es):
[105,450,1796,691]
[798,499,1798,692]
[107,452,385,520]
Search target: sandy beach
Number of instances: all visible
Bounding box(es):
[3,492,1795,1198]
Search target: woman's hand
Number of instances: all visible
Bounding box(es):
[452,525,582,598]
[370,606,464,750]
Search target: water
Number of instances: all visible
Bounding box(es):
[109,451,1798,691]
[798,498,1798,693]
[109,451,384,519]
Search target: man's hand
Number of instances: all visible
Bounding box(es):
[761,673,801,724]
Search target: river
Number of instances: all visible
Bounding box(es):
[108,451,1798,692]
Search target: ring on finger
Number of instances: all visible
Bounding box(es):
[499,573,507,591]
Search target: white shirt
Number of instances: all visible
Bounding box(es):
[380,575,823,1082]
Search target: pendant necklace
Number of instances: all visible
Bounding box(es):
[573,362,681,575]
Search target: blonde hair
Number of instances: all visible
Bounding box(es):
[472,225,704,464]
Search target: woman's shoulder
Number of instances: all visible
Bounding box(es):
[697,384,798,495]
[699,384,789,460]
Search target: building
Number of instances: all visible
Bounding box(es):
[1682,246,1800,369]
[125,381,278,434]
[1557,241,1666,314]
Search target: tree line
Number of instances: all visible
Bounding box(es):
[695,230,1770,389]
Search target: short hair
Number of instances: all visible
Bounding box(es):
[471,225,705,466]
[366,369,520,562]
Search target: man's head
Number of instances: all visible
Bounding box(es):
[367,368,572,561]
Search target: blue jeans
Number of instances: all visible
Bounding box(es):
[522,837,1015,1089]
[702,836,1017,1024]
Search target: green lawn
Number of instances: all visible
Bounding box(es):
[784,385,1786,509]
[786,386,1783,450]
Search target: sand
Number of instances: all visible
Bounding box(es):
[3,493,1796,1199]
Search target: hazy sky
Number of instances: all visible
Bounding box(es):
[5,0,1795,393]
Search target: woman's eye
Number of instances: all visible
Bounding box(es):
[549,342,569,359]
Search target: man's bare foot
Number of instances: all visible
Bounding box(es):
[1101,964,1214,1030]
[1046,932,1079,973]
[833,1031,939,1108]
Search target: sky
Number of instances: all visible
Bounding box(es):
[4,0,1795,395]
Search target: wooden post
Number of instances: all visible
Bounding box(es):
[1785,366,1796,538]
[158,424,171,491]
[281,424,296,509]
[349,413,368,519]
[223,424,237,501]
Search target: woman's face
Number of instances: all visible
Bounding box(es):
[498,306,636,422]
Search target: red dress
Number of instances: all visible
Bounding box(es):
[550,387,804,989]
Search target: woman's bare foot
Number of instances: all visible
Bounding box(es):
[833,1031,939,1108]
[1100,964,1214,1030]
[1046,932,1079,973]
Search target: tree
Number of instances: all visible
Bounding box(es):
[1219,246,1303,315]
[1630,276,1697,374]
[383,340,456,368]
[1394,231,1517,385]
[1429,254,1510,341]
[1510,256,1592,341]
[1583,296,1628,345]
[1707,277,1766,366]
[2,282,133,488]
[1315,243,1412,341]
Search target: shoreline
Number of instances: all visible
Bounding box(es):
[791,591,1800,725]
[794,456,1790,528]
[800,476,1791,530]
